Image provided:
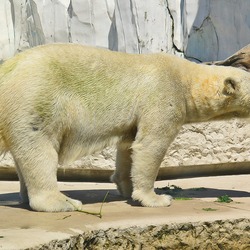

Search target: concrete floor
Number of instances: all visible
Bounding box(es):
[0,175,250,249]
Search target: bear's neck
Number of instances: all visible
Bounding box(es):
[182,67,232,123]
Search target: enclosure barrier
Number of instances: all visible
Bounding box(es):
[0,161,250,182]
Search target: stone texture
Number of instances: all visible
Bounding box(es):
[1,0,250,170]
[206,44,250,72]
[28,219,250,250]
[164,119,250,167]
[2,0,250,60]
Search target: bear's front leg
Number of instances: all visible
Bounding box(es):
[131,123,180,207]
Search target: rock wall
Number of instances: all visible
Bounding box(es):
[28,219,250,250]
[1,0,250,169]
[1,0,250,61]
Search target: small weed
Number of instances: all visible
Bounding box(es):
[202,208,217,212]
[58,215,72,220]
[70,191,109,218]
[216,195,233,203]
[174,197,192,200]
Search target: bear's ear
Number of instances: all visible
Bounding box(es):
[223,77,239,96]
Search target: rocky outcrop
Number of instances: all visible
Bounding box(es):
[1,0,250,170]
[206,44,250,72]
[28,219,250,250]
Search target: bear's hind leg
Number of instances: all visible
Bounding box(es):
[12,137,82,212]
[111,143,133,198]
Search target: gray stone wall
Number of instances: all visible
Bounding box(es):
[1,0,250,169]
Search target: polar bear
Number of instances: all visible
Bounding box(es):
[0,44,250,212]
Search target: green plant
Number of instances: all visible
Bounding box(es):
[174,197,192,200]
[70,191,109,218]
[202,208,217,212]
[216,195,233,203]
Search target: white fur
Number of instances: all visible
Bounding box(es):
[1,44,250,212]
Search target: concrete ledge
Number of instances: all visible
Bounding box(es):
[0,175,250,249]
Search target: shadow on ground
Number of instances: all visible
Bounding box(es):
[0,189,122,210]
[1,186,250,211]
[157,186,250,199]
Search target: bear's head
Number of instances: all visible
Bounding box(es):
[220,70,250,119]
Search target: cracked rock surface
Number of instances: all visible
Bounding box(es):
[1,0,250,169]
[28,219,250,250]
